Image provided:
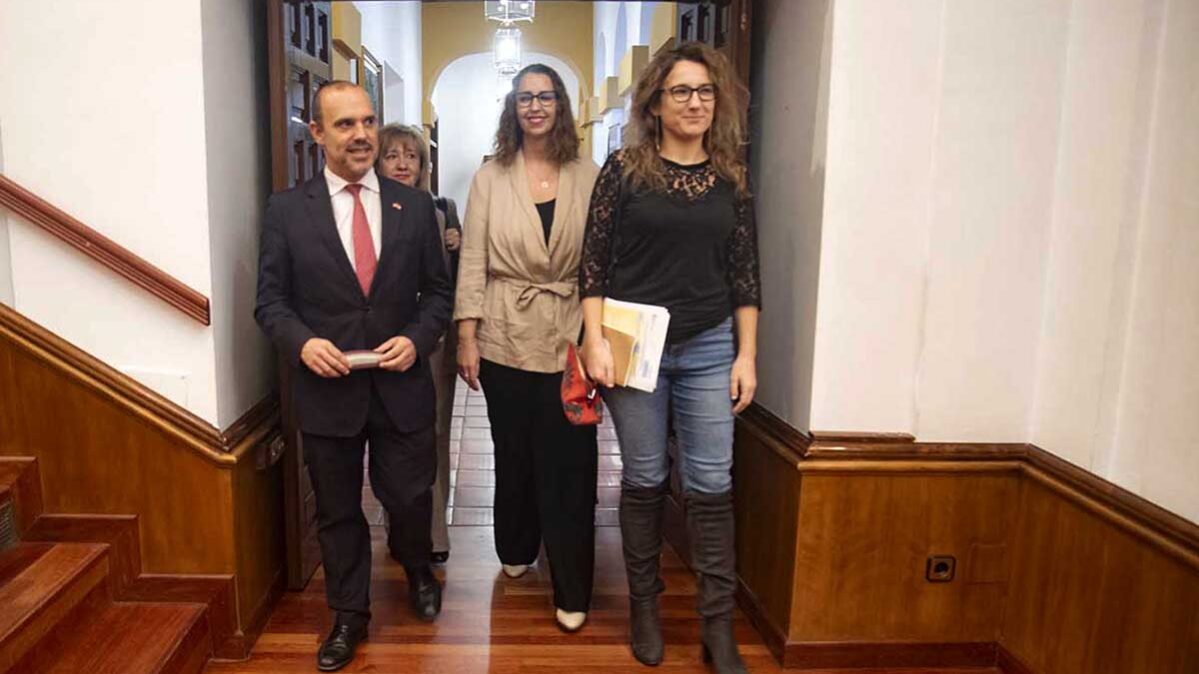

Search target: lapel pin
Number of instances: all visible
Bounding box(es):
[391,202,403,211]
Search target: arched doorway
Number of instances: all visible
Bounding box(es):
[430,51,582,212]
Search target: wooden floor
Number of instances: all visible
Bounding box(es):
[205,526,792,673]
[204,386,1002,674]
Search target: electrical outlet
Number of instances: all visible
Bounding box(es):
[926,555,956,582]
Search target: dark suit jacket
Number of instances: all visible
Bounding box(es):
[255,174,453,437]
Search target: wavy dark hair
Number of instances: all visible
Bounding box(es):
[624,42,749,197]
[493,64,580,167]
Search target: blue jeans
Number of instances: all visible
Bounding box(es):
[602,318,736,495]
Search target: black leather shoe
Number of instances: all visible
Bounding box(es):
[407,565,443,622]
[317,622,367,672]
[431,550,450,565]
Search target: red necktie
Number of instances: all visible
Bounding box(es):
[344,184,377,295]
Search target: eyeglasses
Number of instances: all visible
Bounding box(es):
[659,84,717,103]
[515,91,559,107]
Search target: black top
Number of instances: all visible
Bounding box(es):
[579,152,761,344]
[535,199,556,245]
[434,196,462,285]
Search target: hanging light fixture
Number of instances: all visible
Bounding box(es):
[493,27,523,76]
[484,1,535,24]
[486,1,534,76]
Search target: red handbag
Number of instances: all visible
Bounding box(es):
[561,343,602,425]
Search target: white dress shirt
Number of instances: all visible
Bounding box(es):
[324,166,382,271]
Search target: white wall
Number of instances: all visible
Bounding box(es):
[1032,0,1199,522]
[0,0,220,422]
[0,0,284,429]
[432,52,581,214]
[356,1,423,125]
[813,0,1070,439]
[790,0,1199,521]
[591,2,660,165]
[1029,0,1167,473]
[747,0,830,430]
[201,0,274,428]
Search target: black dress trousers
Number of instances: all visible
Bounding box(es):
[478,358,599,612]
[302,382,436,625]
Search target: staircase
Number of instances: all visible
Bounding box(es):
[0,458,213,674]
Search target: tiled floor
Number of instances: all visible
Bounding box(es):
[448,379,623,527]
[364,378,623,529]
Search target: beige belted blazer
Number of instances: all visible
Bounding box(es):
[453,152,600,374]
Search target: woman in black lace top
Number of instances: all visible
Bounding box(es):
[578,43,760,674]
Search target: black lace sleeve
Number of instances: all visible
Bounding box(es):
[579,152,625,298]
[727,187,762,308]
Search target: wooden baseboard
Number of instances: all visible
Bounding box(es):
[225,566,287,661]
[790,641,997,670]
[736,575,1000,671]
[997,644,1037,674]
[735,579,791,664]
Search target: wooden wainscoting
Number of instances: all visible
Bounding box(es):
[1000,448,1199,674]
[731,404,1199,672]
[730,405,806,660]
[0,303,283,659]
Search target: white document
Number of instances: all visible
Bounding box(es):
[602,298,670,393]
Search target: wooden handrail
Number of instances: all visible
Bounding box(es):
[0,174,210,325]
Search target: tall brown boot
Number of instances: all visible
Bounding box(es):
[620,480,670,666]
[685,490,748,674]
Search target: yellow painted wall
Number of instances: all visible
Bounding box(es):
[421,1,593,131]
[649,3,678,54]
[332,3,362,82]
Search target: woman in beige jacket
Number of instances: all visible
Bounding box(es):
[454,64,600,632]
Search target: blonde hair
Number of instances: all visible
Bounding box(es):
[623,42,749,197]
[377,123,431,191]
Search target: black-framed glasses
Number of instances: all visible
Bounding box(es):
[515,91,559,107]
[659,84,717,103]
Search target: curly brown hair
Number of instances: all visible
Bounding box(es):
[623,42,749,197]
[492,64,580,167]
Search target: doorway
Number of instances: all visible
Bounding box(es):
[265,0,753,591]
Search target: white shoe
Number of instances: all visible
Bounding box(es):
[502,563,529,578]
[555,609,587,632]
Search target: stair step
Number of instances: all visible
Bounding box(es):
[0,542,109,671]
[0,458,42,538]
[17,601,211,674]
[0,466,22,549]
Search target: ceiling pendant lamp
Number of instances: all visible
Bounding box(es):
[486,1,534,76]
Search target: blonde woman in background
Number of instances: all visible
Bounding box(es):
[377,123,461,565]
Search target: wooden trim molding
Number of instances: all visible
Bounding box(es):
[997,644,1037,674]
[790,641,998,670]
[736,403,811,464]
[0,174,210,325]
[0,303,277,465]
[1023,444,1199,563]
[803,425,1199,570]
[732,403,1199,671]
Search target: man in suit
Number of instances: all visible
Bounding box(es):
[255,81,452,672]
